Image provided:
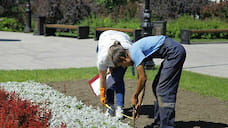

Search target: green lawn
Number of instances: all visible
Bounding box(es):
[0,67,228,101]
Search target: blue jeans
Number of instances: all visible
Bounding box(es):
[106,67,127,107]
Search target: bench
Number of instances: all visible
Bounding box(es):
[180,29,228,44]
[94,27,142,42]
[44,24,89,39]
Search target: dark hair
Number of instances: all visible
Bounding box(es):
[108,41,128,67]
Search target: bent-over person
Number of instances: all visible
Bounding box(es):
[108,35,186,128]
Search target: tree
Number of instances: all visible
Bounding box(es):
[32,0,91,24]
[150,0,209,20]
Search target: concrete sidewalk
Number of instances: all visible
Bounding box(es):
[0,31,228,78]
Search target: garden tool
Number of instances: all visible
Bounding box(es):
[105,104,133,120]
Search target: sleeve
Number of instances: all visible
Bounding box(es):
[97,55,107,71]
[130,47,146,67]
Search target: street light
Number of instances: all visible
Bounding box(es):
[141,0,153,36]
[24,0,32,33]
[140,0,155,70]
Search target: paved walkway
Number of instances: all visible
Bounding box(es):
[0,31,228,78]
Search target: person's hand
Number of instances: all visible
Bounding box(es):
[131,94,138,108]
[100,87,106,105]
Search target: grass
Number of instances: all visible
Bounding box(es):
[0,67,228,101]
[0,67,98,82]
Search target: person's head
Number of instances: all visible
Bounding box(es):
[108,41,132,68]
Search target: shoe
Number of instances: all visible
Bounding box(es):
[105,104,115,117]
[115,106,123,120]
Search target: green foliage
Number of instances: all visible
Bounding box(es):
[0,1,25,26]
[78,14,110,36]
[78,14,141,37]
[96,0,127,9]
[78,14,228,40]
[0,17,24,32]
[166,15,228,39]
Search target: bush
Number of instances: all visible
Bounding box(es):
[150,0,209,20]
[0,17,24,32]
[94,1,142,22]
[166,15,228,39]
[0,0,25,23]
[78,14,141,37]
[32,0,90,25]
[0,89,51,128]
[96,0,127,10]
[200,1,228,21]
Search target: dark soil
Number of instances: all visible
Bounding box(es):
[47,79,228,128]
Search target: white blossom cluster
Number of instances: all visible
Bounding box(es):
[0,81,131,128]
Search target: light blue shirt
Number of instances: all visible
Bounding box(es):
[129,35,166,67]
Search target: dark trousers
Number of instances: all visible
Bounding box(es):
[106,67,127,107]
[149,37,186,128]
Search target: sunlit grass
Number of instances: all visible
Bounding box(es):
[0,67,228,101]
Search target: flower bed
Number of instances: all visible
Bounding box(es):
[0,81,131,128]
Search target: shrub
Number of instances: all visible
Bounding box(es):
[150,0,209,20]
[0,17,24,32]
[0,89,51,128]
[0,0,25,25]
[77,14,110,36]
[96,0,127,10]
[200,1,228,20]
[94,1,142,22]
[32,0,90,25]
[1,81,131,128]
[166,15,228,39]
[78,14,141,37]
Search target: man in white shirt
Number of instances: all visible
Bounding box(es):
[97,30,132,119]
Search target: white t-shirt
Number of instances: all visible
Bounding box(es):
[97,30,132,71]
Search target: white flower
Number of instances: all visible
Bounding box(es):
[0,81,131,128]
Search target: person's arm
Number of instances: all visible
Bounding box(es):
[99,69,107,105]
[131,63,147,107]
[131,63,147,118]
[137,87,145,105]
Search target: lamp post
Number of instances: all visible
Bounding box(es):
[141,0,155,69]
[24,0,32,33]
[141,0,153,36]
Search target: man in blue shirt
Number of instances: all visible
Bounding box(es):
[108,35,186,128]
